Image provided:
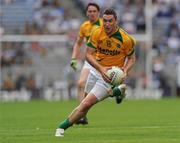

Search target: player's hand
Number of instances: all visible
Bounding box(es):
[121,67,127,82]
[121,72,127,83]
[70,58,77,71]
[99,67,112,83]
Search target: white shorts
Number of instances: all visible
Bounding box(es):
[85,67,112,101]
[82,61,94,70]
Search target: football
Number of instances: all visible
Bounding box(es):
[107,66,125,86]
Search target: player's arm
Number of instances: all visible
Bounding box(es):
[123,52,136,76]
[122,35,136,77]
[86,46,101,71]
[70,36,84,70]
[86,47,111,83]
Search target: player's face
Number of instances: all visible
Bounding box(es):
[103,14,117,35]
[86,6,99,23]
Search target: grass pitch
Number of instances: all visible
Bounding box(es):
[0,98,180,143]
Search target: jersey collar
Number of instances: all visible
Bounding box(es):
[92,18,101,26]
[109,27,123,43]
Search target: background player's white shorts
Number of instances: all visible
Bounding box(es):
[82,61,94,70]
[85,67,112,101]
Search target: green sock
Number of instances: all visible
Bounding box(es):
[58,119,73,130]
[112,86,121,97]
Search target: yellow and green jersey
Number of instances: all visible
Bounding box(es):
[87,26,136,67]
[79,18,103,43]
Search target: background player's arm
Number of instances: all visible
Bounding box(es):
[71,36,84,70]
[71,36,84,59]
[86,47,111,83]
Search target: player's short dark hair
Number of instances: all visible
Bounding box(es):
[103,8,117,20]
[86,2,100,12]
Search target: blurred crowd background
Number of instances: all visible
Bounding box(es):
[0,0,180,101]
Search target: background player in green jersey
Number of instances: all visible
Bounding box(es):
[70,3,102,125]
